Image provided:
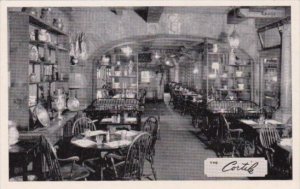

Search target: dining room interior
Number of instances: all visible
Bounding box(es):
[7,6,292,181]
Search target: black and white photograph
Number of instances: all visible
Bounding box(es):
[1,1,299,188]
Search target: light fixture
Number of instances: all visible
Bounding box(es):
[101,55,110,64]
[228,29,240,49]
[165,60,170,65]
[154,51,161,59]
[228,8,240,49]
[121,46,132,57]
[193,67,199,74]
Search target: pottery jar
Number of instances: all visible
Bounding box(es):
[40,8,51,23]
[29,72,37,82]
[53,18,64,30]
[8,120,19,147]
[38,29,48,42]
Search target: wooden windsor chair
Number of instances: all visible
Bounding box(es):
[39,135,90,181]
[72,117,97,136]
[103,133,152,180]
[258,126,281,169]
[141,116,159,180]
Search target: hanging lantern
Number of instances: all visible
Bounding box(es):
[228,29,240,49]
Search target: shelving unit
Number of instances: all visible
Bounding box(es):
[96,53,139,99]
[9,12,69,130]
[202,40,254,101]
[259,48,281,109]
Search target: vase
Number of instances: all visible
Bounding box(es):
[67,91,80,111]
[29,72,37,82]
[55,89,66,120]
[40,8,51,23]
[9,121,19,147]
[38,29,48,42]
[53,18,64,30]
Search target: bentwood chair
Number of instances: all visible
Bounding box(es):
[217,114,244,157]
[39,135,90,181]
[72,117,97,136]
[258,127,281,169]
[103,133,152,180]
[142,116,159,180]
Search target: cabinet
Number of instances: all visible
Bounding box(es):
[9,12,69,130]
[202,41,254,101]
[259,49,281,109]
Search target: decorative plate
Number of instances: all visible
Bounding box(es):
[29,46,39,61]
[34,104,50,127]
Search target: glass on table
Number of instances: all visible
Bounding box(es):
[121,130,127,140]
[84,128,91,137]
[109,126,117,134]
[96,135,104,145]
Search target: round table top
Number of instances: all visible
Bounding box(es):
[71,130,141,151]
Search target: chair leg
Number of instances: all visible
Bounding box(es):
[150,160,157,180]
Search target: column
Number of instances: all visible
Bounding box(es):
[276,23,291,122]
[174,61,179,83]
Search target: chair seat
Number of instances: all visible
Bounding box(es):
[60,163,90,180]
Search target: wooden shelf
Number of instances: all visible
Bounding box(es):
[98,64,111,68]
[28,14,67,36]
[221,76,251,80]
[217,88,251,92]
[29,60,57,65]
[29,79,68,85]
[110,75,136,78]
[29,40,68,52]
[228,64,251,67]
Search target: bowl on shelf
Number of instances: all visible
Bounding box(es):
[236,71,243,77]
[238,84,244,90]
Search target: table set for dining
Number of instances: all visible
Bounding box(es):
[169,84,292,177]
[71,129,140,151]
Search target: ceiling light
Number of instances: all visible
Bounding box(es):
[165,60,170,65]
[121,46,132,57]
[154,52,160,59]
[193,68,199,74]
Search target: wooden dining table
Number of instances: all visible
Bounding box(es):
[70,130,141,180]
[9,139,40,181]
[238,118,292,159]
[71,130,141,152]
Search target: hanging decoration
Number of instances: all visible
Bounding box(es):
[69,32,88,64]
